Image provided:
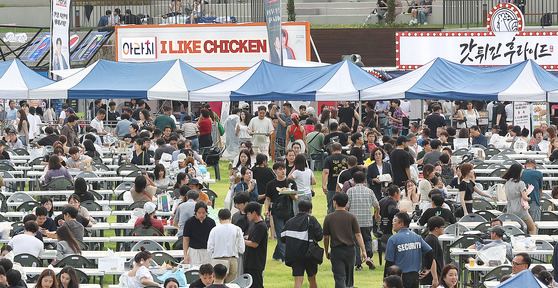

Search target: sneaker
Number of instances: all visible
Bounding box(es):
[365,258,376,270]
[273,257,283,262]
[423,21,428,25]
[355,265,364,271]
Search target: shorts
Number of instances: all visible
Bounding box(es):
[290,260,318,277]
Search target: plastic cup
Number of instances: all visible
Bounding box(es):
[469,259,475,267]
[162,219,168,225]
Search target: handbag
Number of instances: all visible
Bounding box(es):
[305,216,324,264]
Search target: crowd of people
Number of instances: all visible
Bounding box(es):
[2,98,558,288]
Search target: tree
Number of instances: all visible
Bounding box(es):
[287,0,296,21]
[385,0,395,23]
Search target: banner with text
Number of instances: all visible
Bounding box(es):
[264,0,282,65]
[50,0,71,73]
[397,31,558,69]
[514,102,530,130]
[115,23,310,68]
[532,102,548,129]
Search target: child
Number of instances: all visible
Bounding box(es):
[189,264,214,288]
[205,264,228,288]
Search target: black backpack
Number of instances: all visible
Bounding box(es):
[273,194,294,220]
[541,13,552,27]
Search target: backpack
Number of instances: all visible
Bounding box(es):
[541,13,552,27]
[273,194,294,220]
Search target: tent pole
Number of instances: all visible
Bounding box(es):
[188,100,192,119]
[547,102,551,126]
[358,101,362,127]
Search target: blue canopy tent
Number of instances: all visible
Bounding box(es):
[189,60,383,102]
[496,270,547,287]
[361,58,558,102]
[0,59,54,99]
[29,59,221,100]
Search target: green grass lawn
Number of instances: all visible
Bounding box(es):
[98,161,384,287]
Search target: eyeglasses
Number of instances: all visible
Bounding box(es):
[512,261,526,266]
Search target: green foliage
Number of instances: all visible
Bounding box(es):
[386,0,396,23]
[287,0,296,21]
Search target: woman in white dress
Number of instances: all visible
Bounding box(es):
[456,101,479,128]
[236,111,252,142]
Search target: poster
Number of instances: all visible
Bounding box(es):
[478,111,489,126]
[264,0,282,65]
[532,102,548,129]
[50,0,71,73]
[513,102,530,130]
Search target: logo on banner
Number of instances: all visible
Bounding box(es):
[121,37,156,59]
[487,3,524,33]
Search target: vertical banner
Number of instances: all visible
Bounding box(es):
[50,0,71,75]
[531,102,548,129]
[513,102,530,131]
[264,0,282,65]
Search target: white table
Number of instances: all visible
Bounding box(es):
[40,250,185,260]
[24,267,105,277]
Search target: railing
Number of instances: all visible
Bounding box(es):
[71,0,265,28]
[443,0,557,28]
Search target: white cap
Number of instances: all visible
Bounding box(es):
[143,202,157,214]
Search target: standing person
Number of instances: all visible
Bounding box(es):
[153,106,176,131]
[387,100,404,136]
[183,201,216,265]
[207,209,245,283]
[521,159,543,222]
[14,109,29,146]
[182,115,199,152]
[235,110,252,142]
[379,185,404,242]
[5,101,17,128]
[243,202,268,288]
[423,104,446,139]
[197,108,213,149]
[502,163,537,235]
[248,106,275,155]
[367,147,393,201]
[419,216,445,287]
[384,212,436,288]
[252,153,275,204]
[60,115,81,147]
[322,142,348,214]
[280,200,323,288]
[459,163,495,215]
[390,136,412,187]
[338,101,358,132]
[323,193,367,288]
[492,101,507,136]
[456,101,479,129]
[275,103,293,157]
[346,171,380,271]
[265,162,297,262]
[286,113,307,152]
[288,154,316,206]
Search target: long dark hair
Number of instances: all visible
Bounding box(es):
[235,149,251,169]
[240,110,251,126]
[255,153,268,167]
[74,177,87,198]
[56,225,82,255]
[154,164,166,181]
[174,172,187,189]
[320,109,331,123]
[294,154,307,171]
[134,246,152,264]
[41,196,54,217]
[142,209,154,228]
[439,264,458,288]
[48,155,62,170]
[58,267,79,288]
[17,109,29,132]
[501,163,522,182]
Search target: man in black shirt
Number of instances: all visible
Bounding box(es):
[322,143,348,214]
[390,136,412,187]
[231,192,252,236]
[418,194,456,226]
[36,127,60,147]
[265,162,297,262]
[423,104,446,139]
[492,101,507,136]
[420,216,444,287]
[183,201,216,265]
[323,122,349,147]
[338,102,356,131]
[244,202,268,288]
[379,185,403,237]
[336,155,362,192]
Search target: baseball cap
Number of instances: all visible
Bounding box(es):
[66,107,75,114]
[7,129,15,135]
[396,135,410,145]
[188,178,202,186]
[143,202,157,214]
[177,154,187,162]
[489,225,505,237]
[241,103,250,109]
[291,113,299,120]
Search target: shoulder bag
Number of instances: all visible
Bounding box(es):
[305,216,324,264]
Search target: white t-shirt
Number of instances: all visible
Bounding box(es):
[27,113,37,140]
[290,168,314,196]
[90,117,105,133]
[8,234,43,258]
[505,104,513,122]
[127,266,152,288]
[247,117,274,147]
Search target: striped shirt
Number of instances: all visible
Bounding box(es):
[346,183,379,227]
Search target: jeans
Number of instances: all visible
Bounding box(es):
[273,215,286,260]
[331,245,355,288]
[354,227,373,266]
[327,190,336,214]
[418,8,432,24]
[190,138,199,152]
[529,202,541,222]
[19,135,26,146]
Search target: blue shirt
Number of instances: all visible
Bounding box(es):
[385,228,432,273]
[98,15,108,27]
[521,169,543,206]
[115,119,132,138]
[234,181,258,202]
[6,108,17,122]
[472,134,488,147]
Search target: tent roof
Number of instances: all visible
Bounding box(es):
[361,58,558,102]
[496,270,546,287]
[0,59,54,99]
[29,59,220,100]
[190,60,383,102]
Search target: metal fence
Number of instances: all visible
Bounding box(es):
[443,0,557,28]
[71,0,265,28]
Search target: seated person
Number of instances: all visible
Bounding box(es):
[130,138,151,166]
[205,264,227,288]
[6,269,23,288]
[36,127,60,147]
[420,189,451,212]
[130,175,158,202]
[189,263,214,288]
[67,194,97,224]
[10,214,44,242]
[188,178,211,206]
[174,188,199,235]
[418,193,456,226]
[480,218,503,240]
[55,206,87,241]
[124,123,140,143]
[477,225,512,259]
[66,147,93,170]
[0,140,10,160]
[134,202,165,235]
[8,221,43,258]
[36,206,57,233]
[234,167,258,202]
[7,130,23,150]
